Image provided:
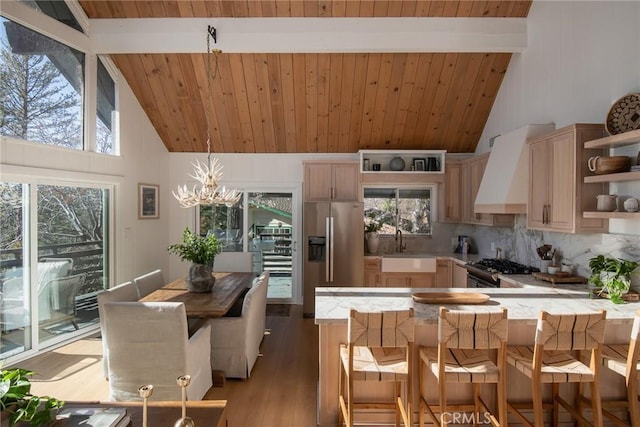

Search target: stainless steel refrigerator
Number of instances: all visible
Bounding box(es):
[303,201,364,317]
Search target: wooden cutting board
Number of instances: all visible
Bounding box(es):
[412,292,490,304]
[532,271,588,284]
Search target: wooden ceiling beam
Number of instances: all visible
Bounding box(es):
[89,17,527,54]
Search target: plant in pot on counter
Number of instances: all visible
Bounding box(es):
[168,227,221,293]
[588,255,640,304]
[1,367,64,426]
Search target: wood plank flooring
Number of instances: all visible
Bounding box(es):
[16,305,318,427]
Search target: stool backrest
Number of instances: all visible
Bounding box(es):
[438,307,508,349]
[535,310,607,351]
[348,308,414,347]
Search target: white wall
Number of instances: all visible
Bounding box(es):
[0,68,170,286]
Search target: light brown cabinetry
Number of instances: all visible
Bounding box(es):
[363,257,381,287]
[582,128,640,220]
[457,154,514,226]
[452,262,468,288]
[303,161,360,201]
[435,259,452,286]
[527,124,609,233]
[382,272,435,288]
[440,160,463,222]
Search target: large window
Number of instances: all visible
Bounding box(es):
[363,187,433,235]
[0,180,110,361]
[0,17,84,149]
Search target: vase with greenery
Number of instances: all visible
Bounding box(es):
[168,227,221,293]
[1,367,64,426]
[589,255,640,304]
[364,213,383,254]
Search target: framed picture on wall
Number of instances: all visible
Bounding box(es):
[138,183,159,219]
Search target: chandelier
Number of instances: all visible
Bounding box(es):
[173,26,241,208]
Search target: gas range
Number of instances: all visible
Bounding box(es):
[465,258,540,288]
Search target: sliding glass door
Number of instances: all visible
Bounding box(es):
[0,181,110,361]
[198,190,298,302]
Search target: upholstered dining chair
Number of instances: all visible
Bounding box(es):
[338,308,414,427]
[102,301,212,401]
[207,271,269,379]
[213,252,254,273]
[418,307,509,427]
[97,281,139,378]
[133,269,165,299]
[507,310,607,427]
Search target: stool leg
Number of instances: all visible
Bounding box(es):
[395,381,401,427]
[419,356,425,427]
[498,370,508,426]
[628,375,640,427]
[590,380,604,427]
[532,378,544,426]
[347,373,354,427]
[551,383,559,426]
[439,372,447,427]
[473,383,480,427]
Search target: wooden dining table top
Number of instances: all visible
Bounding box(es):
[139,272,254,318]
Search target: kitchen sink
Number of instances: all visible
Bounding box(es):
[381,257,437,273]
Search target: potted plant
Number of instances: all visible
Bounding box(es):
[1,367,64,426]
[168,227,221,293]
[589,255,640,304]
[364,213,382,254]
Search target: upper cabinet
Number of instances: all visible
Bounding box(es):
[582,129,640,220]
[303,161,360,202]
[527,124,609,233]
[440,159,463,222]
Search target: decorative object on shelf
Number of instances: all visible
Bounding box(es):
[624,197,639,212]
[595,194,617,212]
[139,183,160,219]
[173,26,241,209]
[412,158,426,171]
[174,376,195,427]
[363,158,370,171]
[138,384,153,427]
[589,255,640,304]
[606,93,640,135]
[372,163,381,171]
[588,156,631,174]
[426,156,440,171]
[389,156,406,171]
[0,367,64,427]
[168,228,221,292]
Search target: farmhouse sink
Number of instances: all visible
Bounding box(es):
[381,257,437,273]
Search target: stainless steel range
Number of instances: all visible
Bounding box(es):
[465,258,540,288]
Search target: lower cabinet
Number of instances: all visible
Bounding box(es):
[452,262,468,288]
[435,259,452,286]
[382,272,435,288]
[363,258,381,287]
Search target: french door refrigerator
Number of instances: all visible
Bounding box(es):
[303,201,364,317]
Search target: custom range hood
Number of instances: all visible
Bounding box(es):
[474,124,555,214]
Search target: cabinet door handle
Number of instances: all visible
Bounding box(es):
[542,205,547,224]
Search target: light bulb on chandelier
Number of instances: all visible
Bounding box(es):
[173,26,241,208]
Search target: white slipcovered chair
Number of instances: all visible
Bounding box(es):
[97,281,139,378]
[208,271,269,379]
[133,269,165,299]
[102,301,212,401]
[213,252,254,273]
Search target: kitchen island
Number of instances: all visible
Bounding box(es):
[315,286,639,427]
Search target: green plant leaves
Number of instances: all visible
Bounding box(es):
[167,227,221,265]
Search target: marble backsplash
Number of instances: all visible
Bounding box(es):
[367,216,639,280]
[450,215,640,278]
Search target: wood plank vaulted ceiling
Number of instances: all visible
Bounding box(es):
[79,1,532,154]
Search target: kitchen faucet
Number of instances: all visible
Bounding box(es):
[395,229,406,253]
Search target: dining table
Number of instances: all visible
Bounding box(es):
[139,272,254,318]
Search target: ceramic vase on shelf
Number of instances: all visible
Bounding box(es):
[186,263,215,292]
[366,233,380,254]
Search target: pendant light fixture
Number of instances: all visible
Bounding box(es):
[173,26,241,208]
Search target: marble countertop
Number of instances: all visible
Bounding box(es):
[315,286,639,325]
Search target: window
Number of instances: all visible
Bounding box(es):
[0,180,110,360]
[199,195,245,252]
[96,57,116,154]
[17,0,84,32]
[363,187,433,235]
[0,17,84,149]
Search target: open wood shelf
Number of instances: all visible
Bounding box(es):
[583,211,640,219]
[584,128,640,149]
[584,171,640,183]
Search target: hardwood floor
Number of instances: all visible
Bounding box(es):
[17,305,318,427]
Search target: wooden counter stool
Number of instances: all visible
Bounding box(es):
[338,308,414,427]
[507,310,607,427]
[582,309,640,426]
[418,307,509,427]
